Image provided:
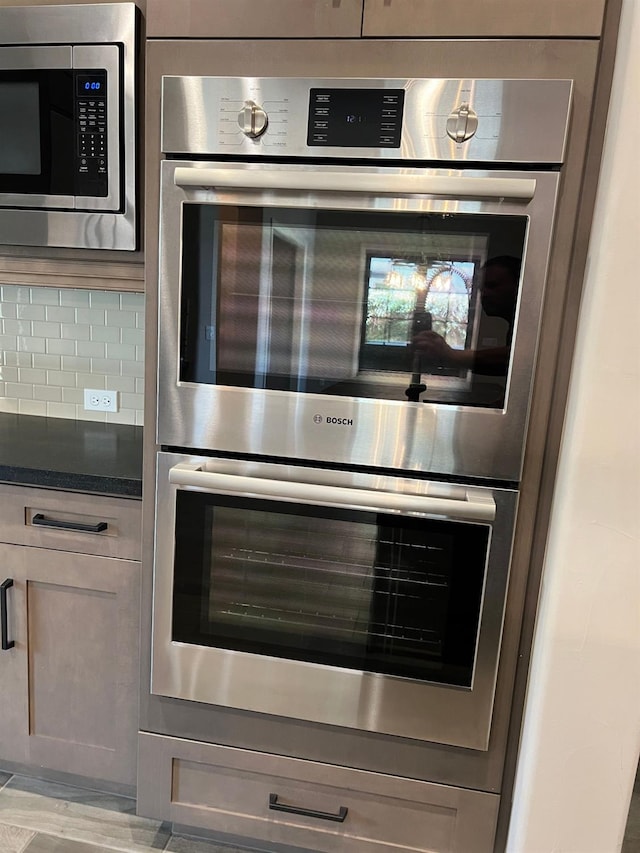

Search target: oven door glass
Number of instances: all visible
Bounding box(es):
[180,204,527,408]
[171,489,491,688]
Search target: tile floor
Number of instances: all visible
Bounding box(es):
[0,772,261,853]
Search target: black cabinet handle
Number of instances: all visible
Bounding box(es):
[32,513,108,534]
[1,578,14,651]
[268,793,348,823]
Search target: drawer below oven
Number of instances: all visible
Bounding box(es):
[137,733,500,853]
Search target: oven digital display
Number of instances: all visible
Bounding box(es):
[307,88,404,148]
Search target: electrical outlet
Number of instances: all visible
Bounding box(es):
[83,388,118,413]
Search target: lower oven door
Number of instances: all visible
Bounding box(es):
[152,451,518,750]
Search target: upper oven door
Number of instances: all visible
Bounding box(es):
[158,161,559,481]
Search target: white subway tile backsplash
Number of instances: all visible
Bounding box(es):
[60,290,90,308]
[0,367,19,383]
[90,357,121,375]
[46,371,77,388]
[61,356,91,372]
[46,402,76,419]
[17,337,46,354]
[47,339,76,356]
[107,342,136,361]
[121,327,144,346]
[61,387,83,405]
[34,385,62,403]
[45,306,76,323]
[4,352,32,367]
[92,325,120,344]
[108,375,136,394]
[3,319,32,336]
[1,285,144,425]
[89,291,121,309]
[80,408,107,422]
[121,293,144,310]
[107,309,136,328]
[19,400,47,416]
[1,286,31,304]
[17,304,46,321]
[32,321,62,339]
[77,341,106,358]
[18,368,47,384]
[62,323,91,341]
[0,334,17,350]
[30,289,60,306]
[7,382,33,398]
[121,360,144,378]
[76,372,104,390]
[77,308,107,326]
[33,354,62,370]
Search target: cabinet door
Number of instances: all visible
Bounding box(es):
[0,545,29,766]
[146,0,364,38]
[0,544,140,786]
[362,0,605,37]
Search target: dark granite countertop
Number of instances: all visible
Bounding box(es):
[0,414,143,498]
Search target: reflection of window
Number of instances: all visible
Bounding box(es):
[364,256,475,351]
[425,262,475,349]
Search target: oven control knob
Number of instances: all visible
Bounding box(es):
[238,101,269,138]
[446,103,478,143]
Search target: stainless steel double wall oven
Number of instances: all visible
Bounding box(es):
[152,75,572,750]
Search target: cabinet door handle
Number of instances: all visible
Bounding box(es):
[32,513,108,534]
[268,793,348,823]
[1,578,14,651]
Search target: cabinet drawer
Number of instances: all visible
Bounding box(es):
[0,484,141,560]
[138,734,499,853]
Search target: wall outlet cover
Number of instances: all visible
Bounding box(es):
[83,388,119,412]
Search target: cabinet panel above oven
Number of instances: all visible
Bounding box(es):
[147,0,364,38]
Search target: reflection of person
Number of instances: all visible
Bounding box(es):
[412,256,521,376]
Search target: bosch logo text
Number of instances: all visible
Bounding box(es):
[313,414,353,426]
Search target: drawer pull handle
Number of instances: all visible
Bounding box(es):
[32,514,108,534]
[1,578,14,651]
[268,793,348,823]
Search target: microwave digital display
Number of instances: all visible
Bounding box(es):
[76,74,105,96]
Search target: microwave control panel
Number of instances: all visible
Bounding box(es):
[75,70,108,197]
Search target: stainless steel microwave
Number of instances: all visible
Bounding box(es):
[0,3,138,251]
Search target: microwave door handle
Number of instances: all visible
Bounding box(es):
[173,167,536,202]
[168,465,496,523]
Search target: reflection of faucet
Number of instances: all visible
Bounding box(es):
[405,309,431,402]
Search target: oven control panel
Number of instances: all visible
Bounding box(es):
[307,88,405,148]
[161,76,573,165]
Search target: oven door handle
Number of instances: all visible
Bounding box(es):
[168,464,495,523]
[173,167,536,202]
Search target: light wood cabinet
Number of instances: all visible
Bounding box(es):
[138,733,500,853]
[362,0,606,37]
[146,0,364,38]
[0,489,141,787]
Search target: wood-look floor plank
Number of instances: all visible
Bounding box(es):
[0,775,170,852]
[0,823,36,853]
